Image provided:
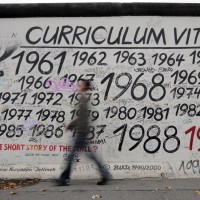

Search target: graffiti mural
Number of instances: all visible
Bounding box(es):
[0,16,200,179]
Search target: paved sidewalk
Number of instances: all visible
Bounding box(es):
[1,178,200,200]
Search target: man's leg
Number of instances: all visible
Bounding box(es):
[57,138,81,185]
[59,151,75,181]
[87,151,112,185]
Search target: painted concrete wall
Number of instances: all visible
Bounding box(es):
[0,16,199,179]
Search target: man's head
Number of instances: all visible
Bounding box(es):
[78,79,90,92]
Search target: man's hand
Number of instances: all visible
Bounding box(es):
[63,119,77,131]
[63,123,69,131]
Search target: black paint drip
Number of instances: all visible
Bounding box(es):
[0,44,19,77]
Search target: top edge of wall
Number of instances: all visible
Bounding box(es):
[0,3,200,18]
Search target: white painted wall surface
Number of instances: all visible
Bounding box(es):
[0,17,199,179]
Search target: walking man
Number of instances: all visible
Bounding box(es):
[57,80,111,186]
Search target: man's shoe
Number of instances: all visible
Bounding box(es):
[56,178,70,186]
[97,178,108,185]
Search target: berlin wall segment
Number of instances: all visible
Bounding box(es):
[0,14,200,179]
